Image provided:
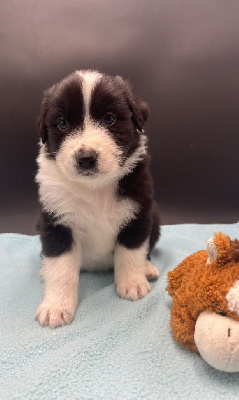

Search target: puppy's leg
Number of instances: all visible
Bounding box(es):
[145,203,160,280]
[114,203,160,301]
[36,248,80,328]
[36,213,81,328]
[36,245,81,328]
[114,241,151,301]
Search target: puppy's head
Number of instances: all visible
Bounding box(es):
[38,70,149,187]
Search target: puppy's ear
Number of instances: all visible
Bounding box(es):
[116,76,149,132]
[130,96,149,132]
[37,95,48,144]
[37,86,54,144]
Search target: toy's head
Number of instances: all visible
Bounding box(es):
[195,233,239,372]
[167,232,239,372]
[190,233,239,321]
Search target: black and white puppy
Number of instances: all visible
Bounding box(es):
[35,70,160,328]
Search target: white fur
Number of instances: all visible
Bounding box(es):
[35,244,81,328]
[145,260,160,280]
[76,69,102,125]
[114,241,152,301]
[55,126,123,187]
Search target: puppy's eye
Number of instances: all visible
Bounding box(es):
[58,117,69,131]
[102,113,116,126]
[219,311,228,316]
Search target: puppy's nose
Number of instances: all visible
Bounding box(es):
[78,156,96,170]
[76,150,98,171]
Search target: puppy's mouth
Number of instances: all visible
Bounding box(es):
[75,164,100,177]
[80,170,99,177]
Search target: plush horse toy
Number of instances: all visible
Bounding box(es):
[167,232,239,372]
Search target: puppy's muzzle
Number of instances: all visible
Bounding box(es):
[75,149,98,175]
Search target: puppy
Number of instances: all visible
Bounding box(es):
[35,70,160,328]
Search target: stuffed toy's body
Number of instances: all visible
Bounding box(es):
[167,233,239,372]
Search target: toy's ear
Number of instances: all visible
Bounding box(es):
[115,76,149,132]
[206,237,217,264]
[230,239,239,262]
[206,233,231,266]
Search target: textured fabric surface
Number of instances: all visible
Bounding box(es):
[0,223,239,400]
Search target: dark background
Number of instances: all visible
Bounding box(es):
[0,0,238,234]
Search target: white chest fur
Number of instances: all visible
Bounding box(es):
[36,152,138,270]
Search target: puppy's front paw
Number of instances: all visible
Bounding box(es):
[116,277,151,301]
[145,260,159,280]
[35,301,77,329]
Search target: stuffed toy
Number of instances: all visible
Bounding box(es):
[166,232,239,372]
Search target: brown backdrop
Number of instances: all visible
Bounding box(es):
[0,0,238,234]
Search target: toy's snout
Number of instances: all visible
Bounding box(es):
[194,310,239,372]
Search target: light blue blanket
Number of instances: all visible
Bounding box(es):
[1,223,239,400]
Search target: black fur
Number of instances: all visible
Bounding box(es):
[90,76,148,159]
[38,211,73,258]
[117,156,160,255]
[38,73,84,157]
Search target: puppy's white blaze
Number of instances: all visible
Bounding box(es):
[114,240,151,300]
[76,69,102,124]
[226,280,239,316]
